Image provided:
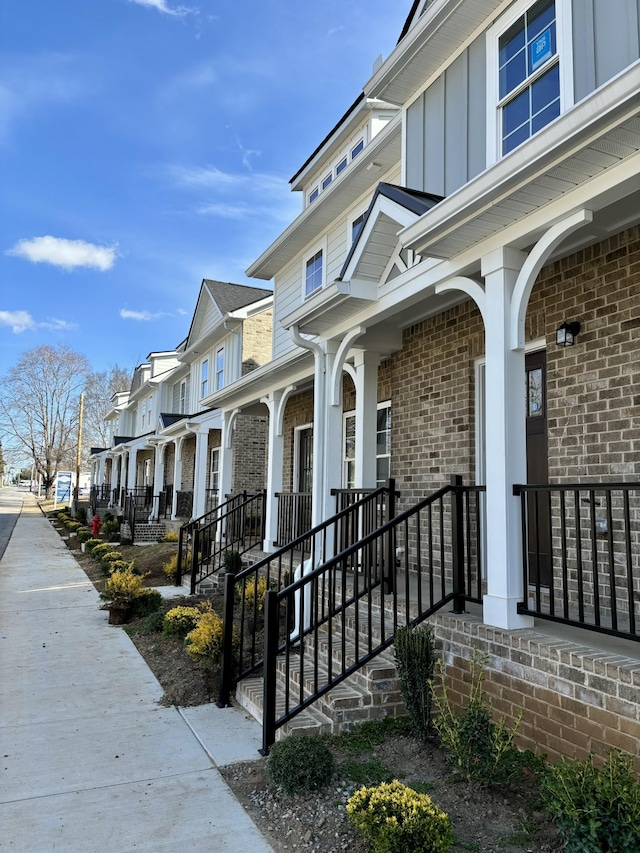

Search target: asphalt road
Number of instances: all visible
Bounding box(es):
[0,486,24,561]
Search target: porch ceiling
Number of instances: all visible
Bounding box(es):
[400,68,640,260]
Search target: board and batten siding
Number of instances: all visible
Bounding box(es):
[405,35,486,197]
[572,0,640,103]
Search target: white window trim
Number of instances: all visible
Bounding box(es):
[486,0,573,165]
[350,208,368,245]
[302,237,327,299]
[304,122,370,207]
[200,358,209,400]
[341,401,391,488]
[179,379,187,414]
[209,447,220,491]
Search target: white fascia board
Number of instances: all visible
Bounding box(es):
[227,293,274,320]
[400,64,640,255]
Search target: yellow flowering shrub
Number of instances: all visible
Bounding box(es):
[162,531,179,542]
[346,780,453,853]
[184,605,225,663]
[240,576,268,614]
[163,605,202,637]
[100,569,146,605]
[163,552,179,580]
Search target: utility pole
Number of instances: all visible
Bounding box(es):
[72,393,84,515]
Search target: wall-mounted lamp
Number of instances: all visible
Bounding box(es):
[556,320,581,347]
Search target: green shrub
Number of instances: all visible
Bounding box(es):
[131,588,162,617]
[75,507,87,524]
[266,735,334,795]
[433,650,523,786]
[76,527,92,543]
[346,780,453,853]
[142,610,165,632]
[541,751,640,852]
[223,549,242,575]
[163,605,202,637]
[394,624,437,740]
[101,519,120,540]
[84,538,103,552]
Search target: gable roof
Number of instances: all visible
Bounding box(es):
[339,182,443,281]
[183,280,272,354]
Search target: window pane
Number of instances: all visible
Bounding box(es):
[351,139,364,159]
[500,50,527,98]
[527,0,555,41]
[309,187,318,203]
[532,98,560,133]
[503,87,529,137]
[527,367,544,416]
[376,457,390,487]
[503,122,530,154]
[352,213,366,243]
[336,158,347,175]
[531,62,559,115]
[499,18,525,67]
[322,174,332,190]
[305,250,323,295]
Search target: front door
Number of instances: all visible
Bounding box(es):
[525,350,550,586]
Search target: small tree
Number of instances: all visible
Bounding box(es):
[0,345,89,497]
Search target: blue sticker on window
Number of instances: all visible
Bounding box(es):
[531,28,552,71]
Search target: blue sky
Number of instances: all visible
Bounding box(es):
[0,0,406,378]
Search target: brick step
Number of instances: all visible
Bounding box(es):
[235,677,333,740]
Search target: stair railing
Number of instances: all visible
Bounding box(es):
[217,481,399,710]
[259,475,484,752]
[176,491,267,593]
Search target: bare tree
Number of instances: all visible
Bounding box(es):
[0,345,90,497]
[83,364,132,450]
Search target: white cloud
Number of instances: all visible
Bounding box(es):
[0,310,77,334]
[196,202,251,219]
[120,309,165,321]
[0,310,36,333]
[6,236,117,271]
[127,0,194,17]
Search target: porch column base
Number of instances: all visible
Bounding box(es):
[263,538,276,554]
[483,594,534,631]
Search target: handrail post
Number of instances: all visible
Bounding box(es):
[384,479,397,594]
[217,572,237,708]
[451,475,465,614]
[190,526,200,595]
[260,589,279,755]
[176,526,185,586]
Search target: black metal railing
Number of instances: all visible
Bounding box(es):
[217,481,401,714]
[176,491,266,593]
[259,476,484,751]
[515,482,640,642]
[126,486,153,508]
[275,492,312,546]
[205,489,219,513]
[124,494,139,544]
[158,485,173,519]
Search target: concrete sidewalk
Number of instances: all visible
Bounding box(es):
[0,490,273,852]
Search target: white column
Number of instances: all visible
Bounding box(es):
[263,392,284,553]
[151,443,165,520]
[171,438,182,520]
[481,247,534,630]
[98,455,106,487]
[127,449,138,495]
[353,350,380,488]
[192,428,209,519]
[311,341,342,528]
[219,412,234,502]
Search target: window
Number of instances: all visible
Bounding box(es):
[147,395,153,426]
[342,403,391,488]
[489,0,569,159]
[141,399,146,428]
[209,447,220,491]
[351,139,364,159]
[305,250,323,296]
[336,157,347,175]
[201,359,209,398]
[322,173,332,190]
[179,379,188,414]
[309,186,319,204]
[215,347,224,391]
[376,404,391,486]
[352,212,366,243]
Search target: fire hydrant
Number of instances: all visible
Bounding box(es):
[91,514,101,537]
